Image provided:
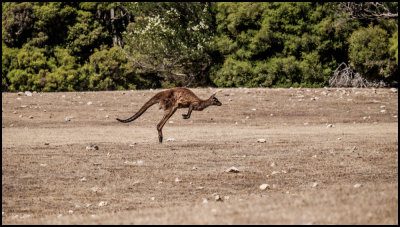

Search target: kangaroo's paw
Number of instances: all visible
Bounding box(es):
[182,114,189,119]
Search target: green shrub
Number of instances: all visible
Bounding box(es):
[349,25,397,81]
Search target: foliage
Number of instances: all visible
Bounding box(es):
[123,2,215,87]
[348,25,397,81]
[1,2,398,91]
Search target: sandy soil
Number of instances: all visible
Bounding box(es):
[2,87,398,224]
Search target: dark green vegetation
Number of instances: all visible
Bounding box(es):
[2,2,398,91]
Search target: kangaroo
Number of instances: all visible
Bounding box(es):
[116,87,222,143]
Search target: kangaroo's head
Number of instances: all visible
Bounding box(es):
[210,93,222,106]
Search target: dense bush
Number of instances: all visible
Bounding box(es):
[348,25,397,82]
[1,2,398,91]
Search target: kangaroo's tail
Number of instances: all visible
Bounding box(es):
[116,95,160,123]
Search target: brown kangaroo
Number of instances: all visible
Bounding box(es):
[116,87,222,143]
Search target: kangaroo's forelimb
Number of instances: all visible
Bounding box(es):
[182,105,193,119]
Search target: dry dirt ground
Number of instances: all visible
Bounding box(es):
[2,87,398,225]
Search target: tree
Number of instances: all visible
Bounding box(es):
[122,2,215,87]
[348,25,397,82]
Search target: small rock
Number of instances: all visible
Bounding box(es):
[80,177,87,182]
[202,198,208,204]
[91,186,101,193]
[259,184,270,190]
[20,105,27,108]
[225,166,239,173]
[25,91,32,96]
[353,183,362,188]
[175,177,181,182]
[214,194,223,201]
[167,138,175,142]
[257,138,266,143]
[271,171,280,175]
[312,182,318,188]
[29,115,34,119]
[98,201,108,207]
[65,116,72,121]
[68,210,73,214]
[326,124,334,128]
[270,162,276,167]
[150,197,155,201]
[390,88,397,93]
[380,109,386,113]
[87,101,92,105]
[44,142,50,145]
[86,145,99,150]
[192,166,198,170]
[40,163,47,167]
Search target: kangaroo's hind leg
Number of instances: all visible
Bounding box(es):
[157,107,177,143]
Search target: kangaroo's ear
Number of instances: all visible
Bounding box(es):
[210,93,216,98]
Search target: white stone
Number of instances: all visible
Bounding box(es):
[225,166,239,173]
[259,184,270,190]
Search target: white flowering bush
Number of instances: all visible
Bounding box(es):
[123,2,214,87]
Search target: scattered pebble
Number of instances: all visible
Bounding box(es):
[80,177,87,182]
[86,145,99,150]
[271,171,280,175]
[202,198,208,204]
[354,183,362,188]
[65,116,72,121]
[214,194,223,201]
[87,101,92,105]
[167,138,175,142]
[257,138,266,143]
[225,166,239,173]
[259,184,270,190]
[98,201,108,207]
[175,177,181,183]
[312,182,319,188]
[25,91,32,96]
[326,124,334,128]
[270,162,276,167]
